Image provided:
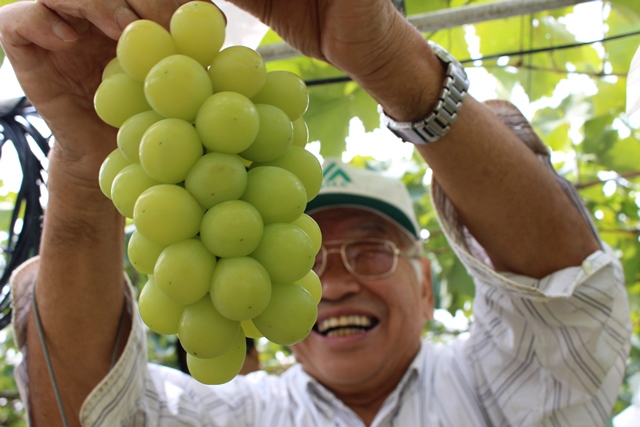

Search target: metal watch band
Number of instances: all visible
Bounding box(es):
[379,42,470,145]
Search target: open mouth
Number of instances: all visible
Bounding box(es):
[314,315,379,338]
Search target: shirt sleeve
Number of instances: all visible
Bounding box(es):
[430,157,632,425]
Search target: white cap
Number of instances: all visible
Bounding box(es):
[305,158,420,238]
[627,43,640,119]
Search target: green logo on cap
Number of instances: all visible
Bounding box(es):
[323,162,351,187]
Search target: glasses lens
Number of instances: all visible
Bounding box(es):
[312,248,325,276]
[345,240,396,278]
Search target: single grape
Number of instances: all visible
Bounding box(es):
[295,270,322,304]
[184,152,247,209]
[208,46,266,98]
[239,104,292,162]
[99,148,130,199]
[186,331,246,385]
[138,276,185,335]
[210,257,271,321]
[250,70,309,121]
[199,200,263,258]
[179,295,240,359]
[170,1,226,67]
[252,281,317,346]
[250,223,315,283]
[102,57,125,81]
[195,92,259,154]
[111,163,160,219]
[128,230,166,275]
[139,118,204,184]
[250,146,322,202]
[117,110,164,163]
[133,184,204,246]
[154,239,217,306]
[241,166,306,224]
[241,319,263,339]
[144,54,213,122]
[291,213,322,254]
[116,19,177,81]
[291,117,309,148]
[94,73,151,128]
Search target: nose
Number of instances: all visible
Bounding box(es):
[318,252,362,301]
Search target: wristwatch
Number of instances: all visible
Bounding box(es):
[379,41,470,145]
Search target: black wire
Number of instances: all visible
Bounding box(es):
[305,29,640,87]
[463,28,640,63]
[0,97,49,330]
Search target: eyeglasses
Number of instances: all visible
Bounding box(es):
[313,238,417,280]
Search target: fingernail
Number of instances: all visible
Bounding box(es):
[53,21,78,42]
[115,7,138,30]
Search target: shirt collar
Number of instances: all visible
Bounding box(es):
[287,340,427,415]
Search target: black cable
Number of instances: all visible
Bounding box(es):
[305,29,640,87]
[463,28,640,63]
[0,97,50,330]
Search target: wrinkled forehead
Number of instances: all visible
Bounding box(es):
[310,206,415,245]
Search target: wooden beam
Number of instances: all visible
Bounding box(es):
[257,0,598,61]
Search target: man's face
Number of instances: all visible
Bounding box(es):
[291,207,433,396]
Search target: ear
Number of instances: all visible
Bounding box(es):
[418,257,434,321]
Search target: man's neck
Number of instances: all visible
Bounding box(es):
[318,348,420,426]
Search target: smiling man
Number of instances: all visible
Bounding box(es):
[292,160,434,424]
[1,0,632,426]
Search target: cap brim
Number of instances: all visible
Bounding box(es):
[306,193,420,238]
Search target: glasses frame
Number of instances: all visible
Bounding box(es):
[314,238,418,280]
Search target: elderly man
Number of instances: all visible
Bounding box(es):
[0,0,631,426]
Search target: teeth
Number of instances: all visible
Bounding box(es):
[317,315,372,333]
[326,328,367,338]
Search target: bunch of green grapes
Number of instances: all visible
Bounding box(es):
[95,1,323,385]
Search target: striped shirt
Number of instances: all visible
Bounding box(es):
[10,148,631,426]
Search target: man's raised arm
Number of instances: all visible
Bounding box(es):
[225,0,599,276]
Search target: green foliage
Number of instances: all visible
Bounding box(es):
[0,329,25,426]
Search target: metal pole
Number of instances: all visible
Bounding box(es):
[257,0,599,61]
[411,0,597,32]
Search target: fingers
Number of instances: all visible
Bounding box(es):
[35,0,190,41]
[0,2,78,51]
[36,0,128,40]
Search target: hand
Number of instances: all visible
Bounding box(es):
[0,0,191,169]
[226,0,408,82]
[224,0,437,121]
[0,1,118,168]
[36,0,191,41]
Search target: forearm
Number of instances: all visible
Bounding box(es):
[349,17,598,277]
[27,141,130,426]
[420,99,599,277]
